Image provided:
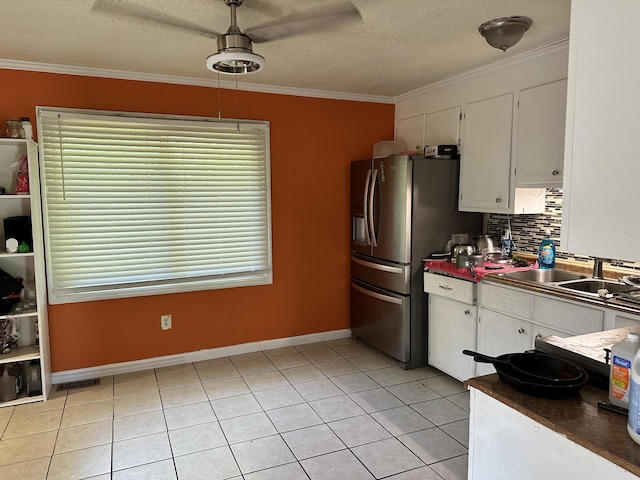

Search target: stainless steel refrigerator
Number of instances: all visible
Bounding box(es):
[350,154,481,369]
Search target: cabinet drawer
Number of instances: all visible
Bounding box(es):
[532,296,603,335]
[480,283,532,320]
[424,272,476,304]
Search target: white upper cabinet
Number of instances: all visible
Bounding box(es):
[396,106,461,153]
[514,79,567,187]
[424,106,460,146]
[459,93,514,213]
[562,0,640,262]
[395,115,424,152]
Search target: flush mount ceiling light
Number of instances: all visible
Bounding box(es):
[93,0,361,76]
[478,16,533,52]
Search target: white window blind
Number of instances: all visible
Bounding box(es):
[36,107,272,304]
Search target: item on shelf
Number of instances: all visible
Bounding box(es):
[17,241,30,253]
[0,363,23,401]
[5,238,18,253]
[20,118,33,140]
[3,215,32,250]
[0,318,20,354]
[4,120,23,139]
[15,154,29,194]
[0,268,23,315]
[26,360,41,397]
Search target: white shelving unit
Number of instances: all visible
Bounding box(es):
[0,138,50,407]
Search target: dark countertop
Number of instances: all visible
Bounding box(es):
[465,374,640,476]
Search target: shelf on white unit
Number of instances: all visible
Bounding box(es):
[0,194,31,199]
[0,392,44,407]
[0,344,40,364]
[0,252,35,259]
[0,309,37,320]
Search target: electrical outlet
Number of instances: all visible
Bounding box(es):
[161,314,172,330]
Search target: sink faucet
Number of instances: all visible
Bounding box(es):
[592,258,608,279]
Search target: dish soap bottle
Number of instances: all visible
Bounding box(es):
[538,230,555,269]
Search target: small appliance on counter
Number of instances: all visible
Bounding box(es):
[424,144,458,158]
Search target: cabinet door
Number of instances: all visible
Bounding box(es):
[514,79,567,187]
[395,115,425,152]
[459,93,513,213]
[424,107,460,146]
[562,0,640,262]
[476,308,532,376]
[428,295,477,381]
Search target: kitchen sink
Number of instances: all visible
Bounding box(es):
[555,279,632,296]
[497,269,587,284]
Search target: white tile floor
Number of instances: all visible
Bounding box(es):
[0,337,469,479]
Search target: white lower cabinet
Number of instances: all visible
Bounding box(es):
[476,308,531,376]
[424,272,477,381]
[428,295,477,381]
[477,282,604,376]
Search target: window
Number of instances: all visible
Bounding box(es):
[37,107,272,304]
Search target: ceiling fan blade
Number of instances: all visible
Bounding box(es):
[92,0,222,38]
[244,1,362,44]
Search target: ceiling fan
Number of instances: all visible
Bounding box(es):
[92,0,362,75]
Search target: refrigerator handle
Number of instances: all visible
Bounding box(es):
[368,168,378,247]
[351,256,404,274]
[351,281,403,305]
[363,168,372,246]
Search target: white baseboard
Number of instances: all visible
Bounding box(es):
[51,329,353,385]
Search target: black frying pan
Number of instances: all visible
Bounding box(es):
[463,350,588,398]
[463,350,584,384]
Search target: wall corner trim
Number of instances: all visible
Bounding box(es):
[50,329,353,384]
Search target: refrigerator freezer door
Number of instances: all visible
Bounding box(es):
[350,279,410,363]
[351,254,411,295]
[371,156,411,264]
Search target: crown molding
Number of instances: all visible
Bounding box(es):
[0,59,394,105]
[394,39,570,103]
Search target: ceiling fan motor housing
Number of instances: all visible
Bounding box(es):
[217,31,253,54]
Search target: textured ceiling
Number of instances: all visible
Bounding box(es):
[0,0,571,98]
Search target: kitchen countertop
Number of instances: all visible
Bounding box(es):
[424,259,534,283]
[425,256,640,316]
[465,374,640,477]
[483,272,640,316]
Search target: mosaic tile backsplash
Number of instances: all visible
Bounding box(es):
[487,188,639,270]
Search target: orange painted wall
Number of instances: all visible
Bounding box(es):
[0,69,394,372]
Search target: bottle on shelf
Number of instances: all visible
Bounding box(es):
[20,118,33,140]
[537,229,556,269]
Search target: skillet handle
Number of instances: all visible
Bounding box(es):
[462,349,500,364]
